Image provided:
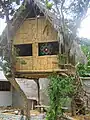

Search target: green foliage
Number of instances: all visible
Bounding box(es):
[2,59,12,77]
[58,54,67,65]
[81,45,90,60]
[43,0,90,31]
[77,45,90,77]
[20,60,27,65]
[13,47,27,65]
[0,0,25,18]
[46,74,76,120]
[45,0,53,10]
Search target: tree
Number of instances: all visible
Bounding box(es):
[42,0,90,63]
[0,0,30,119]
[42,0,90,118]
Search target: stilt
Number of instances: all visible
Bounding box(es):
[34,79,40,105]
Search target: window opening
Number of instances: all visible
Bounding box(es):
[38,42,59,56]
[14,44,32,56]
[0,81,11,91]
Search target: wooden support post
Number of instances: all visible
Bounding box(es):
[34,78,40,105]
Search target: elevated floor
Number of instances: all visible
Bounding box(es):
[15,64,76,79]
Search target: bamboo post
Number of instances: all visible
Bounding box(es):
[34,79,40,105]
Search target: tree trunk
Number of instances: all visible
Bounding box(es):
[6,77,30,120]
[71,98,76,116]
[4,9,30,120]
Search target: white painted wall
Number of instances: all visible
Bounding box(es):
[0,91,12,106]
[0,71,7,81]
[0,71,12,107]
[15,78,49,106]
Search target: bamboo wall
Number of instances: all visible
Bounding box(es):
[14,17,59,73]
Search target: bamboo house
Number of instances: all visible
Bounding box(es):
[0,0,76,79]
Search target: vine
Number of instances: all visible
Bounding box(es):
[46,74,76,120]
[46,45,90,120]
[13,46,27,65]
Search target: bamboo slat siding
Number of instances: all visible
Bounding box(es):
[16,56,59,72]
[14,17,57,44]
[14,17,59,73]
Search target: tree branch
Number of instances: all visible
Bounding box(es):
[0,0,6,9]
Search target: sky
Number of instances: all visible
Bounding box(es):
[0,19,6,35]
[78,9,90,39]
[0,2,21,35]
[0,9,90,39]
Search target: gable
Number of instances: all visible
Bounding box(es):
[13,17,57,45]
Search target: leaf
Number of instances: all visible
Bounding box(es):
[47,74,76,119]
[20,60,27,65]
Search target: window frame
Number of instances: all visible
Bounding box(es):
[38,41,59,56]
[14,44,32,57]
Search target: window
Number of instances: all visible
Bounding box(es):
[38,42,59,56]
[14,44,32,56]
[0,81,11,91]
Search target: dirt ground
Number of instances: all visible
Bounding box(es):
[0,108,45,120]
[73,115,90,120]
[0,107,89,120]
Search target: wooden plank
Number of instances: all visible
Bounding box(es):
[14,17,57,44]
[15,57,33,71]
[33,43,38,57]
[15,58,20,71]
[15,69,68,73]
[47,56,52,69]
[52,56,59,69]
[40,57,47,70]
[15,68,71,79]
[36,18,57,43]
[37,18,43,42]
[15,70,75,79]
